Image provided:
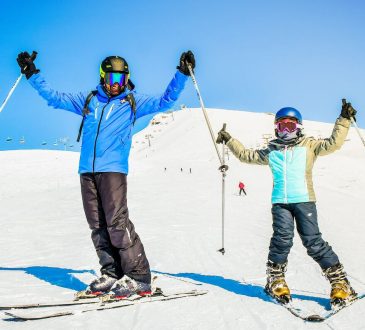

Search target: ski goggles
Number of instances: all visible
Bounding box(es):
[276,119,301,133]
[104,72,128,86]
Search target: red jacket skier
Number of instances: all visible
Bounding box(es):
[238,182,246,196]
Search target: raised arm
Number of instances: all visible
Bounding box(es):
[28,74,86,116]
[216,128,270,165]
[134,51,195,118]
[310,100,356,156]
[17,51,86,116]
[134,70,188,118]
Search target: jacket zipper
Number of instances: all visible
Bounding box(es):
[92,99,110,172]
[283,146,288,203]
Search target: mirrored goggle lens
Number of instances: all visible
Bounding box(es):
[105,72,127,86]
[276,121,298,132]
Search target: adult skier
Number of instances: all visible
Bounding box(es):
[16,50,195,298]
[216,104,357,307]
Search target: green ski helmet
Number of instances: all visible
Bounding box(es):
[99,56,130,86]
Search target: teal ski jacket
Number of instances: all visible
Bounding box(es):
[226,116,351,204]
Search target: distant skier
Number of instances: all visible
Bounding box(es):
[216,104,358,307]
[238,181,246,196]
[17,50,195,298]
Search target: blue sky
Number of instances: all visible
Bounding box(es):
[1,0,364,150]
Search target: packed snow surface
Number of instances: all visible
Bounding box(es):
[1,108,364,329]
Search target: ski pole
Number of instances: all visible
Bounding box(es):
[0,51,37,113]
[350,117,365,148]
[187,63,228,255]
[342,99,365,148]
[218,123,228,255]
[187,64,225,166]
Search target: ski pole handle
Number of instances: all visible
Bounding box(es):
[30,51,38,61]
[222,123,226,131]
[24,51,38,71]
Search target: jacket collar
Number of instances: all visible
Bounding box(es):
[95,84,130,103]
[269,135,306,148]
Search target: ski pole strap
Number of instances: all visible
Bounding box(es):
[76,90,97,142]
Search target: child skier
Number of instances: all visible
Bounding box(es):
[16,50,195,299]
[216,103,358,307]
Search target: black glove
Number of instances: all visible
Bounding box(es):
[341,99,357,121]
[216,129,232,144]
[177,50,195,76]
[17,51,40,79]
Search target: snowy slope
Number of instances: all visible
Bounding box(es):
[0,108,364,330]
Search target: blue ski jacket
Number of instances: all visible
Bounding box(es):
[28,71,188,174]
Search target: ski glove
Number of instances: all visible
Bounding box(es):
[216,129,232,144]
[177,50,195,76]
[17,51,40,79]
[341,99,357,121]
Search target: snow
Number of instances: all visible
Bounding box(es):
[0,108,364,329]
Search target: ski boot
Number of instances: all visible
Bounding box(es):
[101,275,152,303]
[323,263,357,309]
[265,260,291,304]
[75,274,118,300]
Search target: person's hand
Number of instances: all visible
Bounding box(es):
[216,129,232,144]
[16,51,40,79]
[177,50,195,76]
[341,98,357,121]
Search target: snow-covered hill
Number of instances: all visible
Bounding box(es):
[1,108,364,330]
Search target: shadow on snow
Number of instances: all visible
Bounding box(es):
[0,266,96,291]
[0,267,330,310]
[153,270,331,310]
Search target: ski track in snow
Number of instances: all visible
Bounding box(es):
[0,108,365,329]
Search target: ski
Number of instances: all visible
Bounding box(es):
[4,289,208,321]
[263,290,314,321]
[0,289,109,311]
[0,274,154,311]
[265,290,365,322]
[0,274,202,311]
[303,292,365,322]
[0,297,100,311]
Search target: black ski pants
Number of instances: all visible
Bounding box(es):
[80,173,151,283]
[268,202,339,270]
[239,188,247,196]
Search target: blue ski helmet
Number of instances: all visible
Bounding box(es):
[275,107,302,124]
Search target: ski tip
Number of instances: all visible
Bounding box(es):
[305,314,325,322]
[4,311,26,320]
